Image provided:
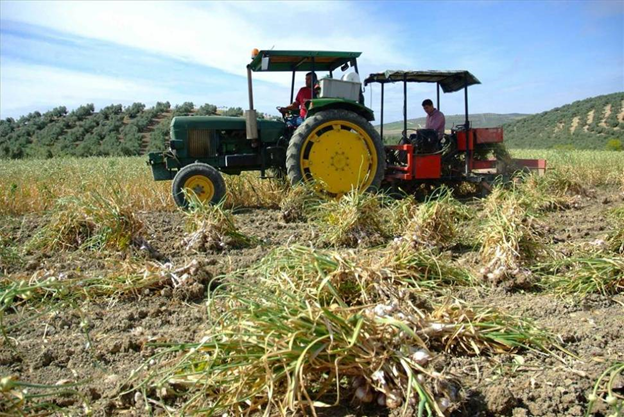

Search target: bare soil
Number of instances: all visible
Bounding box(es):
[1,188,623,416]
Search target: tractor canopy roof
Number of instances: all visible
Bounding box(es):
[364,70,481,93]
[248,50,361,72]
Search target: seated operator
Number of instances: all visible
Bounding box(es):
[278,72,318,126]
[422,99,445,139]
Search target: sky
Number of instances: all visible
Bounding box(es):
[0,1,622,123]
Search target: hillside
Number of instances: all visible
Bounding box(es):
[1,93,622,159]
[0,102,246,159]
[503,92,624,149]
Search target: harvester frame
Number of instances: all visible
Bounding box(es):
[364,70,545,193]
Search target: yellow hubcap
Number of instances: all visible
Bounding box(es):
[184,175,215,202]
[300,120,378,195]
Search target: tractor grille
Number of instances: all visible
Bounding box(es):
[188,129,213,157]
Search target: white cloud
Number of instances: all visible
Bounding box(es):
[0,1,409,83]
[3,1,620,120]
[0,60,171,117]
[1,1,418,119]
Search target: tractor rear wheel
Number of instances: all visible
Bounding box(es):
[172,163,226,208]
[286,109,385,196]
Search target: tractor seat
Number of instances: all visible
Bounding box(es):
[409,129,440,154]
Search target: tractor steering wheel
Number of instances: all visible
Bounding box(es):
[401,128,419,141]
[277,106,297,122]
[277,106,301,130]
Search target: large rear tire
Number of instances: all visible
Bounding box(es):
[286,109,385,196]
[172,163,226,208]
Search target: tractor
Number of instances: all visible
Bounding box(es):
[147,50,544,206]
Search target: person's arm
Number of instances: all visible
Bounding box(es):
[279,88,303,114]
[278,102,298,114]
[433,113,445,136]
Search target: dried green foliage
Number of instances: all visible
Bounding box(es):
[0,259,211,311]
[279,183,322,223]
[182,196,256,251]
[517,170,585,213]
[27,190,145,252]
[536,256,624,296]
[0,375,87,416]
[0,157,173,216]
[396,187,472,250]
[385,194,418,234]
[158,286,459,416]
[585,362,624,416]
[225,172,289,209]
[313,190,392,247]
[0,226,21,272]
[511,149,624,188]
[607,206,624,254]
[240,244,472,307]
[137,246,557,417]
[478,187,546,287]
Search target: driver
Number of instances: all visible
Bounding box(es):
[422,99,445,139]
[278,72,318,126]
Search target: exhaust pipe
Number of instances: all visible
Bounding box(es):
[246,67,258,140]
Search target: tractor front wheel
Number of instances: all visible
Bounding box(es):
[286,109,386,196]
[172,163,226,208]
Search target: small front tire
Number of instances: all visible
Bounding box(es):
[171,163,226,208]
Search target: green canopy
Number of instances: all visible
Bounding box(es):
[248,50,361,72]
[364,70,481,93]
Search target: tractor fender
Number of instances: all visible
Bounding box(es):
[307,99,375,122]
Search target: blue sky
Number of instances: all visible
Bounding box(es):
[1,1,622,123]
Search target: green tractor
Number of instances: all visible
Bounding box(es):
[148,50,385,207]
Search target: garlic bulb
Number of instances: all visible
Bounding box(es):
[411,349,432,365]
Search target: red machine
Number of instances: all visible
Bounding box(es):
[363,71,545,191]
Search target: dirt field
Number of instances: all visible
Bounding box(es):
[1,183,623,416]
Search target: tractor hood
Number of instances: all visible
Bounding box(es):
[172,115,284,130]
[171,116,285,143]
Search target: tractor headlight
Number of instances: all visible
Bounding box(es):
[170,139,184,150]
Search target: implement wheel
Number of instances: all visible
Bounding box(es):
[172,163,226,208]
[286,109,386,196]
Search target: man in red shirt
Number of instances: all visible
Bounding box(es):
[279,72,318,122]
[422,99,445,139]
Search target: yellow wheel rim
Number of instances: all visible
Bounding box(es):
[300,120,378,195]
[183,175,215,202]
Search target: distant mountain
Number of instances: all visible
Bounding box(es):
[503,92,624,149]
[377,113,529,139]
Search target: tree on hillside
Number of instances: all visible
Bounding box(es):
[34,123,64,146]
[0,120,14,137]
[130,114,151,132]
[174,102,194,116]
[196,103,218,116]
[223,107,244,117]
[101,133,122,155]
[153,101,171,114]
[71,104,95,121]
[99,104,123,120]
[124,102,146,118]
[76,134,101,157]
[43,106,68,121]
[148,117,172,152]
[120,126,142,156]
